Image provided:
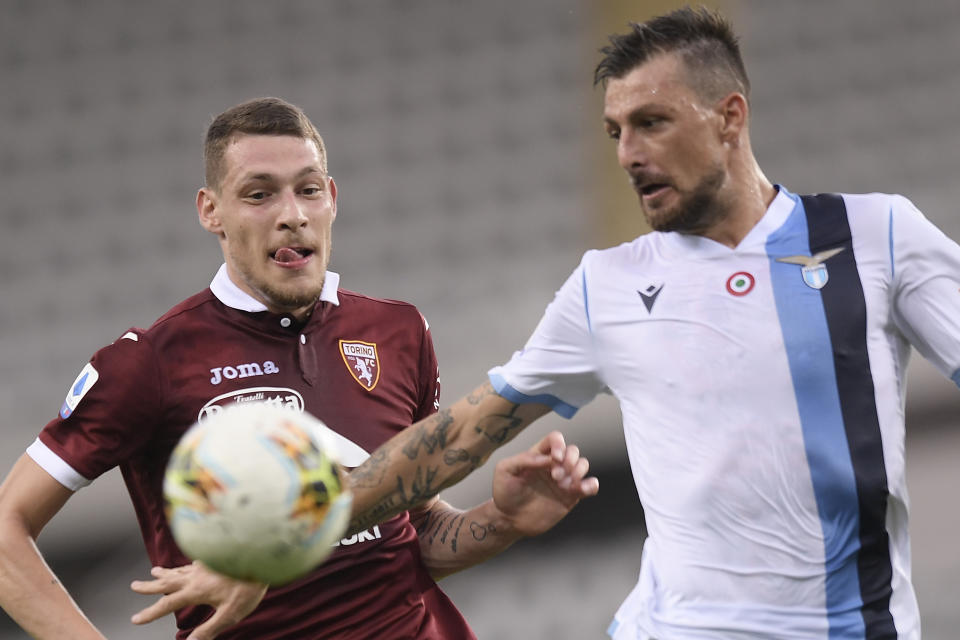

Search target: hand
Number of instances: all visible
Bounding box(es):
[129,561,267,640]
[492,431,599,537]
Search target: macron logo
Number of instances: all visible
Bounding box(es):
[210,361,279,385]
[638,283,664,313]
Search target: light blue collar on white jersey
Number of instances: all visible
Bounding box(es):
[209,263,341,311]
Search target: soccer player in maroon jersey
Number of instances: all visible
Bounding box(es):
[0,97,598,639]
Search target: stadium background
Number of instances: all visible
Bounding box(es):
[2,0,959,637]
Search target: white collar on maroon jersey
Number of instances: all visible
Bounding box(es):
[209,263,340,312]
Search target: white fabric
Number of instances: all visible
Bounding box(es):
[26,437,91,491]
[491,187,960,638]
[209,263,340,310]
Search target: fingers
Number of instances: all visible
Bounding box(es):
[533,430,566,462]
[186,607,238,640]
[580,475,600,496]
[186,583,267,640]
[548,443,599,497]
[496,449,553,477]
[130,566,182,595]
[131,592,192,625]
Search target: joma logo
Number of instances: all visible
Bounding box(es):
[210,361,279,385]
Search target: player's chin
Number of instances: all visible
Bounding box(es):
[643,209,679,233]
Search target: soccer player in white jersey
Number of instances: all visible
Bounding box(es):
[146,7,959,639]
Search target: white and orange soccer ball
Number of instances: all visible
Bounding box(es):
[163,404,352,585]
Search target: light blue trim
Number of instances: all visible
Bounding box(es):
[488,373,579,419]
[606,619,619,638]
[766,190,865,639]
[951,369,960,388]
[888,206,895,280]
[582,267,593,335]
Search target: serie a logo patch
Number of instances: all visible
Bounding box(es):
[339,340,380,391]
[60,362,99,419]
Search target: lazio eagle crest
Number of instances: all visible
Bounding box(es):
[775,247,845,290]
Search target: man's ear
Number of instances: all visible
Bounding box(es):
[328,175,338,220]
[197,187,223,235]
[717,92,748,146]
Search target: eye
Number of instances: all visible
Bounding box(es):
[246,191,268,201]
[301,186,321,196]
[606,128,621,141]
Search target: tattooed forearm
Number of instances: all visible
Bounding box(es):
[442,448,483,470]
[417,508,468,554]
[401,409,453,460]
[474,401,525,445]
[470,521,495,542]
[409,464,441,498]
[349,448,389,489]
[349,467,440,533]
[465,382,496,405]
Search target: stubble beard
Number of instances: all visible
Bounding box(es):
[231,245,329,313]
[644,166,728,236]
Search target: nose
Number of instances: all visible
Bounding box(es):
[276,190,308,230]
[616,129,647,172]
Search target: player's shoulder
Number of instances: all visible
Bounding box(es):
[336,288,428,328]
[581,233,663,273]
[89,289,216,357]
[837,191,918,217]
[150,289,216,325]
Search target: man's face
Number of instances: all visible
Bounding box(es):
[198,134,337,315]
[602,53,729,234]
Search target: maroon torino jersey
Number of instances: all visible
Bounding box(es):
[29,266,475,639]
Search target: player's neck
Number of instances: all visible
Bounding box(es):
[701,159,775,249]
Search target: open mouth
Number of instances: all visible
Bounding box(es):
[639,183,670,197]
[270,247,314,264]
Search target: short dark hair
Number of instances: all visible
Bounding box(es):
[594,6,750,103]
[204,97,328,190]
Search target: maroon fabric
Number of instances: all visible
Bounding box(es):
[39,288,475,639]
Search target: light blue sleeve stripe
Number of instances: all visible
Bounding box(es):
[951,369,960,388]
[488,373,579,419]
[582,267,593,335]
[606,619,619,638]
[888,205,896,280]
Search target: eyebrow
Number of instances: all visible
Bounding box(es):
[604,103,669,126]
[241,166,324,183]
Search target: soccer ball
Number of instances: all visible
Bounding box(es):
[163,403,353,585]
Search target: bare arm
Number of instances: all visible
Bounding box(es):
[409,431,598,580]
[347,381,551,534]
[0,454,106,639]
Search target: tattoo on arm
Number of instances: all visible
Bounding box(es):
[443,448,483,470]
[350,448,388,489]
[474,401,525,445]
[416,509,466,553]
[466,382,495,405]
[402,409,453,460]
[470,521,495,542]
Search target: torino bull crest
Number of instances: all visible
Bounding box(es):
[339,340,380,391]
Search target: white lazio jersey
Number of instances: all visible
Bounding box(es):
[490,187,960,639]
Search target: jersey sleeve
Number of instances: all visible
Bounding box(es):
[29,329,165,489]
[488,254,605,418]
[414,313,440,421]
[889,196,960,385]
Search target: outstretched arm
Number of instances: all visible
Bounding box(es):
[0,454,106,639]
[410,431,599,580]
[131,382,558,634]
[348,381,550,534]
